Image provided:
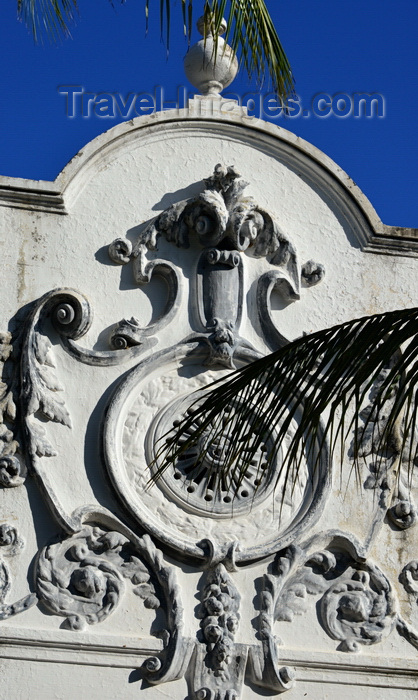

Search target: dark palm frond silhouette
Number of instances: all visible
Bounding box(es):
[17,1,295,99]
[151,308,418,502]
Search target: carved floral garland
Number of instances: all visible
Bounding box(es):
[197,565,240,682]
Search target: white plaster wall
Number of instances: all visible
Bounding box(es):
[0,103,417,698]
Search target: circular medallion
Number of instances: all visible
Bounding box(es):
[104,344,330,563]
[146,392,281,518]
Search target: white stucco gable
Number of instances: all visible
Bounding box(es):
[0,99,417,699]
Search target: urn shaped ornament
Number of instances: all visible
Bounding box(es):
[184,16,239,96]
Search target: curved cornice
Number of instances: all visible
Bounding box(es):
[0,99,416,257]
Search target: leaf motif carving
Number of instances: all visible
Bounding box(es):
[0,530,37,620]
[0,331,25,487]
[1,291,93,478]
[37,365,64,392]
[38,394,71,428]
[30,424,57,458]
[33,332,55,367]
[23,330,72,457]
[262,543,396,654]
[274,549,336,623]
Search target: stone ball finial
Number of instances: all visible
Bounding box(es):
[196,15,227,37]
[184,16,238,97]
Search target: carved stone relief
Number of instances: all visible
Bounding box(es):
[193,564,242,698]
[37,526,152,630]
[104,347,329,563]
[0,525,37,620]
[257,535,402,655]
[0,331,26,487]
[108,163,324,357]
[0,163,417,699]
[34,524,192,685]
[353,352,418,541]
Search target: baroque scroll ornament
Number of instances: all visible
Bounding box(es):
[34,524,189,690]
[104,163,330,563]
[264,538,397,653]
[2,162,418,700]
[108,163,325,359]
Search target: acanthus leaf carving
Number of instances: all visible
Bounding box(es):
[190,559,298,699]
[273,547,336,623]
[2,292,94,479]
[0,332,17,426]
[20,293,82,462]
[36,527,127,630]
[0,286,159,506]
[27,331,71,428]
[394,560,418,651]
[32,517,192,684]
[0,330,26,487]
[246,548,297,694]
[136,163,301,266]
[0,559,37,622]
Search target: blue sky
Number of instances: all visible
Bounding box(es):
[1,1,417,227]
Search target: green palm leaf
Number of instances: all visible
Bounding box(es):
[17,0,79,42]
[205,0,294,98]
[18,1,295,99]
[152,308,418,502]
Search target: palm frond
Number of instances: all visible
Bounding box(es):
[205,0,294,98]
[152,308,418,502]
[17,0,78,42]
[148,0,295,98]
[19,0,295,100]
